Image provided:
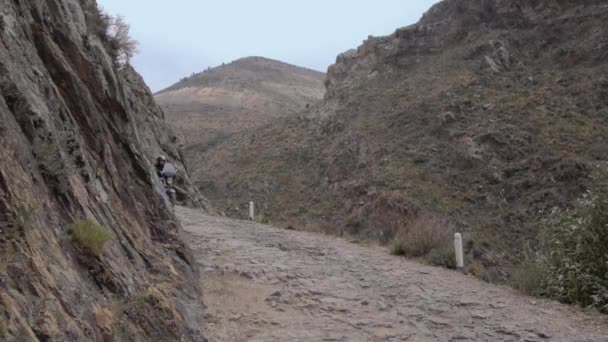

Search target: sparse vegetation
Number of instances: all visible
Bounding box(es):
[83,3,111,38]
[509,171,608,311]
[109,300,133,342]
[5,203,35,241]
[0,305,6,338]
[469,262,493,283]
[0,244,16,275]
[69,219,111,257]
[426,247,457,269]
[32,132,80,193]
[105,15,139,66]
[128,288,180,340]
[134,288,162,307]
[537,171,608,311]
[510,255,545,296]
[390,212,453,259]
[83,4,138,66]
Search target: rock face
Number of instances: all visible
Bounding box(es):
[0,0,205,340]
[193,0,608,276]
[155,56,325,152]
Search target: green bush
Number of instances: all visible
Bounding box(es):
[523,171,608,312]
[69,219,111,257]
[426,247,457,269]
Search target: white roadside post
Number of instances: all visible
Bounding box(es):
[249,201,255,221]
[454,233,464,270]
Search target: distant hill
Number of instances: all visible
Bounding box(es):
[155,57,325,151]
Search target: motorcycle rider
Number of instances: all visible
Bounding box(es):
[154,155,177,206]
[154,155,166,177]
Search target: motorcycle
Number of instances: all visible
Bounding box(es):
[160,163,177,206]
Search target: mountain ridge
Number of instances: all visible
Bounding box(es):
[190,0,608,280]
[157,56,325,95]
[155,55,326,166]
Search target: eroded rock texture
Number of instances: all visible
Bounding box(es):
[0,0,206,340]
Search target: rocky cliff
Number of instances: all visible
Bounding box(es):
[193,0,608,279]
[0,0,206,340]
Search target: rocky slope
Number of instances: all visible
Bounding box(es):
[155,57,325,154]
[0,0,206,340]
[193,0,608,279]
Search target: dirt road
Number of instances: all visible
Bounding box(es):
[177,207,608,341]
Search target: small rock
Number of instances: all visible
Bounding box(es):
[427,316,451,326]
[377,300,388,311]
[458,299,481,307]
[228,314,242,321]
[361,300,369,306]
[537,332,551,339]
[239,271,253,279]
[471,310,493,319]
[451,332,476,341]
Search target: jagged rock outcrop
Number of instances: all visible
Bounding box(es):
[327,0,607,93]
[192,0,608,279]
[0,0,206,340]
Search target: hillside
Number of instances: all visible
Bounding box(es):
[192,0,608,280]
[155,57,325,151]
[0,0,205,340]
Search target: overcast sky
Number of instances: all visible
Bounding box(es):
[97,0,441,92]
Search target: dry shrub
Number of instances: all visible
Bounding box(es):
[106,15,139,66]
[83,3,112,38]
[390,212,454,258]
[69,219,111,257]
[510,256,545,296]
[83,4,138,66]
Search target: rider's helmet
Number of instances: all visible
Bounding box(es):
[157,155,167,163]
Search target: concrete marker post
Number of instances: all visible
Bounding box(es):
[454,233,464,270]
[249,201,255,221]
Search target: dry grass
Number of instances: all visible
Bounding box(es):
[390,212,454,258]
[510,258,545,296]
[69,219,111,257]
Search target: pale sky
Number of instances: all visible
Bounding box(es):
[97,0,441,92]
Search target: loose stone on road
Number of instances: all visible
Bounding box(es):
[177,207,608,341]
